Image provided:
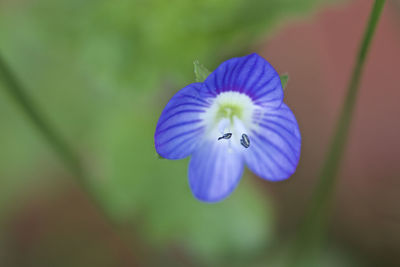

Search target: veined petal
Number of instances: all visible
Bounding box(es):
[155,83,211,159]
[203,53,283,108]
[188,139,244,202]
[244,103,301,181]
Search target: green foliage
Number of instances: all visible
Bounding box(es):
[0,0,330,264]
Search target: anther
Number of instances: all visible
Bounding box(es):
[218,133,232,140]
[240,133,250,148]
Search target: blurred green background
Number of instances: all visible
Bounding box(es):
[1,0,399,266]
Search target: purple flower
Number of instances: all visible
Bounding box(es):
[154,53,301,202]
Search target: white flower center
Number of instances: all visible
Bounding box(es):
[201,91,260,151]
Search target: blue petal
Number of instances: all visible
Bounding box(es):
[203,53,283,107]
[155,83,211,159]
[244,103,301,181]
[188,140,244,202]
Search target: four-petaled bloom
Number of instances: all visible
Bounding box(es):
[154,53,301,202]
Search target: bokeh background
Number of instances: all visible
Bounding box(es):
[0,0,399,266]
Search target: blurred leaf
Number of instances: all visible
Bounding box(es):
[194,60,211,82]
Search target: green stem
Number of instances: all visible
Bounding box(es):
[0,52,106,210]
[0,54,138,263]
[0,54,85,180]
[290,0,385,265]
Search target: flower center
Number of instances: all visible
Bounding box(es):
[216,104,243,123]
[201,91,258,147]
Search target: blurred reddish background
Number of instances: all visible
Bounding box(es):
[259,0,400,265]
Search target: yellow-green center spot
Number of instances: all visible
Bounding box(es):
[216,104,243,122]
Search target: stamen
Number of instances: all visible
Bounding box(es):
[218,133,232,140]
[240,133,250,148]
[218,118,230,134]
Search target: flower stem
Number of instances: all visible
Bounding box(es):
[0,54,138,263]
[290,0,385,265]
[0,54,85,179]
